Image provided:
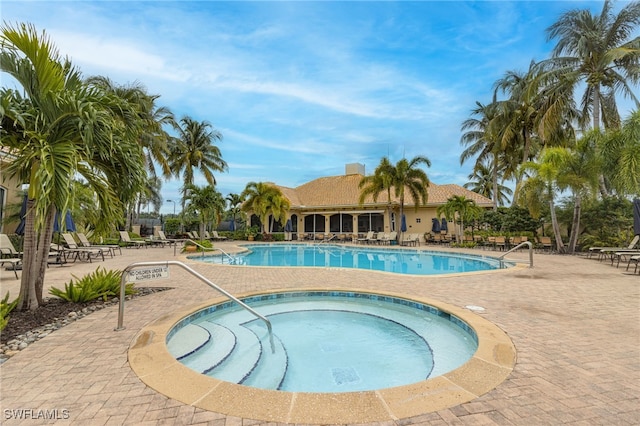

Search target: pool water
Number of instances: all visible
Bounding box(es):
[195,243,507,275]
[166,291,478,392]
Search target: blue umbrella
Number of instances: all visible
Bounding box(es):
[229,219,235,231]
[54,210,76,233]
[400,214,407,233]
[441,218,448,233]
[285,219,293,232]
[634,198,640,236]
[431,218,441,233]
[15,195,27,235]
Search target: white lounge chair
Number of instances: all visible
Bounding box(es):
[589,235,639,259]
[76,232,121,256]
[119,231,147,249]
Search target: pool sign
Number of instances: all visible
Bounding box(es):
[128,266,169,282]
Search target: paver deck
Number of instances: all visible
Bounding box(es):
[1,242,638,425]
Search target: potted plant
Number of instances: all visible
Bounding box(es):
[245,226,259,241]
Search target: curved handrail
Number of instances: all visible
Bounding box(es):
[497,241,533,268]
[115,260,275,352]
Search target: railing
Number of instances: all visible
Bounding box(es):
[498,241,533,268]
[115,260,275,352]
[211,247,238,264]
[175,238,217,257]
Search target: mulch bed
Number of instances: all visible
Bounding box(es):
[1,287,171,344]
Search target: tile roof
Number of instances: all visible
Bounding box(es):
[273,173,493,209]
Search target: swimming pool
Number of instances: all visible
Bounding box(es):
[193,243,510,275]
[166,291,478,392]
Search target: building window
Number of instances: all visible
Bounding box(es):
[416,218,421,223]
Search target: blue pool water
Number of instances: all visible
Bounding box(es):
[194,243,508,275]
[167,291,478,392]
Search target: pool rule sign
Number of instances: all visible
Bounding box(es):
[127,266,169,282]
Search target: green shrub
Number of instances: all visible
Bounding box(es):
[49,267,136,303]
[0,292,19,331]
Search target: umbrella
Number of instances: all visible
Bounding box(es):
[441,218,448,233]
[634,198,640,236]
[431,218,441,233]
[54,210,76,233]
[400,214,407,233]
[229,219,235,231]
[285,219,293,232]
[15,194,27,235]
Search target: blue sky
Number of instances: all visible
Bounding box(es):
[3,1,638,214]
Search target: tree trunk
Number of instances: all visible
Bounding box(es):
[549,198,565,253]
[492,154,498,211]
[34,207,56,305]
[18,198,39,311]
[593,84,610,198]
[568,193,582,254]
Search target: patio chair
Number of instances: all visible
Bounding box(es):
[119,231,147,249]
[61,233,106,262]
[1,233,23,258]
[209,230,228,241]
[627,255,639,274]
[76,232,121,256]
[0,255,21,279]
[588,235,639,259]
[536,236,553,252]
[356,231,374,244]
[156,230,180,247]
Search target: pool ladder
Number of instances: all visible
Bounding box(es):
[115,260,275,352]
[497,241,534,268]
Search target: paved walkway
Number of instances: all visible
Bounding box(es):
[0,243,638,425]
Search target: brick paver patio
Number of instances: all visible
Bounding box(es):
[0,242,638,425]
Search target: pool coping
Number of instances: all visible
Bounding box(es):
[128,287,516,424]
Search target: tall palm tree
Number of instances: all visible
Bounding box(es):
[545,0,640,132]
[0,23,147,310]
[169,117,228,214]
[460,101,503,210]
[464,161,513,207]
[392,157,432,227]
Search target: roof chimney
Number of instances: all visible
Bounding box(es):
[345,163,365,176]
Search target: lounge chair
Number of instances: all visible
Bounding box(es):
[76,233,121,256]
[627,255,639,274]
[0,237,21,279]
[401,233,420,247]
[588,235,639,259]
[208,230,228,241]
[61,233,106,262]
[156,230,181,247]
[356,231,374,244]
[320,233,337,243]
[119,231,147,249]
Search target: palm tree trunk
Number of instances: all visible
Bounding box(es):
[18,198,39,311]
[568,193,582,254]
[34,207,56,305]
[593,84,610,197]
[549,198,565,253]
[492,154,499,211]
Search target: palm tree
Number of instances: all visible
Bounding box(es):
[226,193,243,230]
[599,109,640,196]
[358,157,395,226]
[169,117,228,214]
[460,101,503,210]
[361,156,431,242]
[464,161,513,206]
[1,23,147,310]
[545,0,640,132]
[518,148,572,253]
[436,195,481,242]
[241,182,285,233]
[267,192,291,233]
[183,184,225,241]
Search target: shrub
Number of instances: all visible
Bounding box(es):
[0,292,19,331]
[49,267,136,303]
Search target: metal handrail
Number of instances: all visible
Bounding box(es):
[498,241,533,268]
[212,247,237,264]
[178,238,218,257]
[115,260,275,352]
